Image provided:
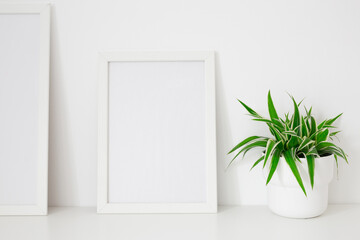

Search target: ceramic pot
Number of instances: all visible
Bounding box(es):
[263,155,334,218]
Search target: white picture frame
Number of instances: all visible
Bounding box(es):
[0,3,50,215]
[97,51,217,213]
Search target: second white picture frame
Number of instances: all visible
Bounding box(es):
[97,51,217,213]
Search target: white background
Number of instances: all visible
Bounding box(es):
[2,0,359,206]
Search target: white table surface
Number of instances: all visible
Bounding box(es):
[0,205,359,240]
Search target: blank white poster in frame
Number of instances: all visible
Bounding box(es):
[0,3,50,215]
[97,51,217,213]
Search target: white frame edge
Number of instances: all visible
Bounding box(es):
[97,51,217,213]
[0,3,50,216]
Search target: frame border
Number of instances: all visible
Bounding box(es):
[97,51,217,213]
[0,3,50,215]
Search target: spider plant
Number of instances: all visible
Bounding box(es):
[228,91,348,196]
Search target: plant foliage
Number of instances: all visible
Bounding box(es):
[228,91,348,196]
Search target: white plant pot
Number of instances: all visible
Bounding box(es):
[263,155,334,218]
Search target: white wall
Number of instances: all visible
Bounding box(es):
[4,0,360,206]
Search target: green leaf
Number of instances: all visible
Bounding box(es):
[268,127,278,141]
[322,125,337,129]
[228,136,265,154]
[318,147,339,156]
[263,139,280,168]
[237,99,262,118]
[317,119,327,130]
[272,118,286,129]
[242,139,272,161]
[305,118,311,134]
[316,141,339,150]
[318,121,337,130]
[227,139,268,168]
[308,106,313,116]
[283,149,307,196]
[240,139,268,155]
[298,138,314,151]
[250,156,265,171]
[267,124,286,143]
[309,128,322,141]
[306,146,320,157]
[301,116,309,137]
[339,147,348,164]
[310,116,317,135]
[306,155,315,189]
[329,131,341,140]
[285,113,290,124]
[316,128,329,143]
[317,143,348,163]
[330,131,341,137]
[252,118,284,131]
[266,148,281,185]
[297,98,305,107]
[287,135,302,149]
[283,131,298,137]
[252,118,273,124]
[325,113,343,126]
[304,106,313,117]
[290,95,300,131]
[267,91,279,120]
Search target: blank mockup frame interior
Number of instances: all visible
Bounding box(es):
[0,3,50,215]
[97,51,217,213]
